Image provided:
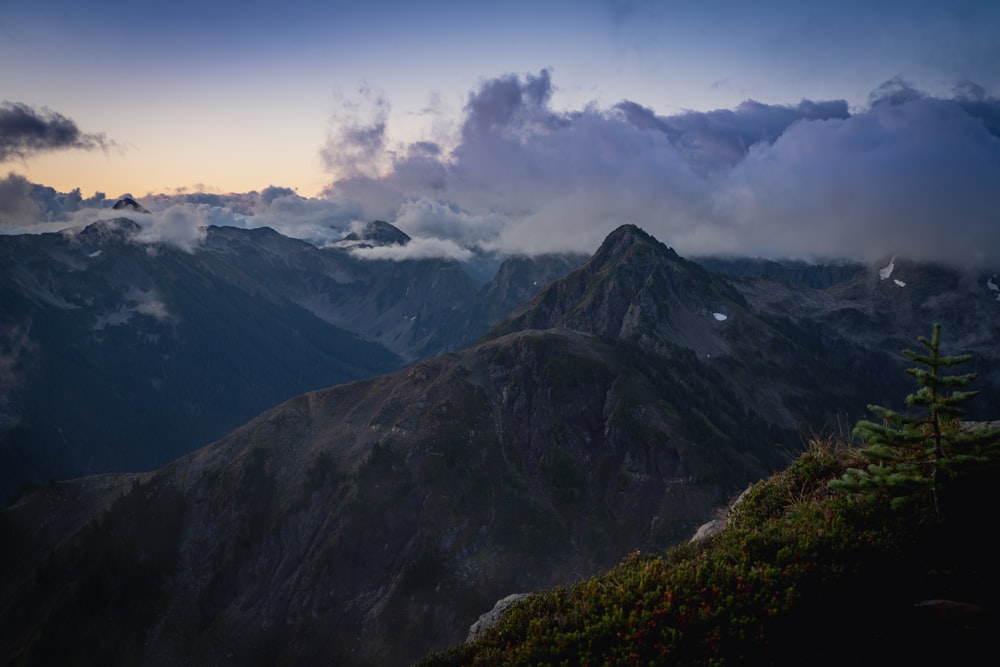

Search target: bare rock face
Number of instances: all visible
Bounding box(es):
[689,518,726,542]
[111,196,150,213]
[467,593,531,642]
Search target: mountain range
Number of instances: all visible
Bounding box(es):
[1,216,998,666]
[0,216,585,499]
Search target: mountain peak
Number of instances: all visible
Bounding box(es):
[342,220,411,247]
[605,223,652,243]
[79,217,142,239]
[592,224,680,266]
[488,223,743,356]
[111,197,150,214]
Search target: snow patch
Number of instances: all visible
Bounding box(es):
[88,250,102,258]
[878,256,895,280]
[893,279,906,288]
[713,312,728,322]
[988,275,1000,301]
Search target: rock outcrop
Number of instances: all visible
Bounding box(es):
[467,593,531,642]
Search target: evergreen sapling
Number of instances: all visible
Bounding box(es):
[830,323,998,515]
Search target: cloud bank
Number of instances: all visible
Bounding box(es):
[0,102,111,162]
[2,73,999,267]
[0,177,362,252]
[320,71,1000,267]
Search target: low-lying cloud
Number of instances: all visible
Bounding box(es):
[0,102,112,162]
[2,73,999,267]
[0,178,362,252]
[348,236,474,262]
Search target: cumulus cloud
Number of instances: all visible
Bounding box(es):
[321,84,392,179]
[247,188,360,242]
[392,199,506,247]
[702,88,1000,264]
[6,73,999,267]
[0,173,44,227]
[0,172,108,228]
[0,102,111,162]
[320,70,1000,266]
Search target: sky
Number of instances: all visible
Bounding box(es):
[2,0,1000,265]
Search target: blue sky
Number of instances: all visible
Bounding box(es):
[2,0,999,263]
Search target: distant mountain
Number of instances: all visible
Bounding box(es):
[2,223,998,666]
[0,221,404,498]
[473,252,589,327]
[110,196,150,214]
[339,219,411,246]
[0,217,585,498]
[696,255,865,290]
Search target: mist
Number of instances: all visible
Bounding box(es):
[2,73,999,266]
[320,72,1000,267]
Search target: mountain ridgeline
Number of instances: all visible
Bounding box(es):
[0,218,587,498]
[2,220,999,666]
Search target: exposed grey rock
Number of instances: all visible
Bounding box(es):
[690,518,726,543]
[467,593,531,642]
[690,483,754,543]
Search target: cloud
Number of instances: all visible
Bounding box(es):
[254,190,359,238]
[125,193,359,251]
[392,199,506,247]
[321,84,392,179]
[0,102,111,162]
[6,73,999,268]
[0,178,365,251]
[349,236,474,262]
[0,172,110,230]
[131,205,209,252]
[93,287,170,330]
[700,86,1000,264]
[319,71,1000,267]
[0,173,44,227]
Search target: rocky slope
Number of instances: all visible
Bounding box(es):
[0,326,787,666]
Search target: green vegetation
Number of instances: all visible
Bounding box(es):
[419,327,1000,666]
[831,323,1000,514]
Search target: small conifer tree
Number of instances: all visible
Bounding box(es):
[830,323,998,515]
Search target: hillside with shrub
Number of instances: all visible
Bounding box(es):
[420,328,1000,666]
